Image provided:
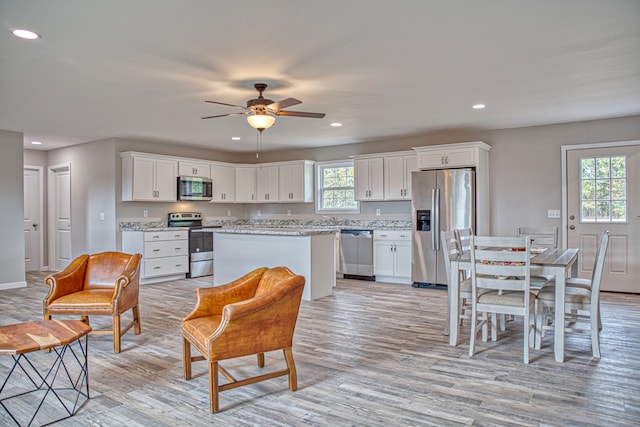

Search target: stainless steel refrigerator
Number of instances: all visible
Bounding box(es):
[411,168,476,286]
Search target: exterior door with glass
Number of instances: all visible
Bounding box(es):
[567,144,639,293]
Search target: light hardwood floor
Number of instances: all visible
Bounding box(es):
[1,272,639,426]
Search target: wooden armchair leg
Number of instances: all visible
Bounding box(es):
[133,305,141,334]
[182,337,192,380]
[209,360,219,413]
[113,314,121,353]
[257,353,265,368]
[283,347,297,391]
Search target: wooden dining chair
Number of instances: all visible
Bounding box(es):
[441,230,472,336]
[535,230,609,358]
[468,235,536,364]
[455,228,473,257]
[516,226,558,287]
[516,226,558,249]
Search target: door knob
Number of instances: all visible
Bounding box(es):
[569,214,575,220]
[569,225,575,230]
[32,223,38,228]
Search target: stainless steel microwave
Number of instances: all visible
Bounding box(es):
[177,176,213,201]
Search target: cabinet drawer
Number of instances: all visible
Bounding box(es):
[144,240,188,259]
[373,230,411,241]
[144,256,189,278]
[143,230,188,242]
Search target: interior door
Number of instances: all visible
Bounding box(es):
[567,144,639,293]
[24,167,42,271]
[50,165,72,271]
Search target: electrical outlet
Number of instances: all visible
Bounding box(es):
[257,210,261,217]
[227,210,232,217]
[547,209,560,219]
[287,210,292,216]
[143,209,148,218]
[99,212,105,221]
[376,209,381,216]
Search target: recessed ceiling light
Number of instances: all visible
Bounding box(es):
[31,141,42,145]
[11,29,41,40]
[330,122,343,127]
[472,104,486,109]
[231,136,241,140]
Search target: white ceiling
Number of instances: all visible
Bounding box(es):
[2,0,639,152]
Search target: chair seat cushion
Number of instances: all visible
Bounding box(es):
[477,290,536,307]
[182,316,222,347]
[48,289,114,309]
[537,285,591,305]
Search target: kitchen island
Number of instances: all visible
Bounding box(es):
[209,228,339,301]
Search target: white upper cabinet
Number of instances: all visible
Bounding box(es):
[384,153,417,200]
[354,157,384,201]
[278,161,314,203]
[414,141,490,170]
[235,165,256,203]
[121,152,178,202]
[210,162,235,202]
[178,160,211,178]
[413,141,491,235]
[256,165,279,202]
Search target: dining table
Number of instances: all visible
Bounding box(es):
[447,247,579,362]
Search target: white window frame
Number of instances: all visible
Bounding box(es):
[315,160,360,214]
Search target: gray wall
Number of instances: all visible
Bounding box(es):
[250,115,640,237]
[0,130,26,288]
[5,114,640,284]
[47,139,118,256]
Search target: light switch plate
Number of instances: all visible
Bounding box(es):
[547,209,560,218]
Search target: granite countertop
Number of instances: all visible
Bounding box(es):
[120,219,411,232]
[121,226,186,232]
[208,227,340,236]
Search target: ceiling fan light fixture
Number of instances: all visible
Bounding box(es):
[247,114,276,131]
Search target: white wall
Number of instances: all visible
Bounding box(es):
[0,130,26,288]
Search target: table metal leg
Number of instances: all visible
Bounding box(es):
[0,334,89,426]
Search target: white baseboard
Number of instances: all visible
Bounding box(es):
[0,281,27,290]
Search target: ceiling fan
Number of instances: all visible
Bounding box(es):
[202,83,326,131]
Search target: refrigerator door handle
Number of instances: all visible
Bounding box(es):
[434,187,441,251]
[431,188,440,250]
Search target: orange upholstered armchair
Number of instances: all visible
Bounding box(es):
[182,266,305,412]
[43,251,142,353]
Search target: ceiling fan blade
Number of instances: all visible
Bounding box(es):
[204,100,247,109]
[201,112,249,119]
[268,97,302,111]
[275,110,326,118]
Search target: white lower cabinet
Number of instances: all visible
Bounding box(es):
[122,230,189,283]
[373,230,412,284]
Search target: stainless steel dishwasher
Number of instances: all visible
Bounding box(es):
[339,229,375,280]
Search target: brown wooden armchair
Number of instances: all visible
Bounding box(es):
[43,251,142,353]
[182,266,305,412]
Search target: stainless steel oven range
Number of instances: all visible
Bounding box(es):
[167,212,220,278]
